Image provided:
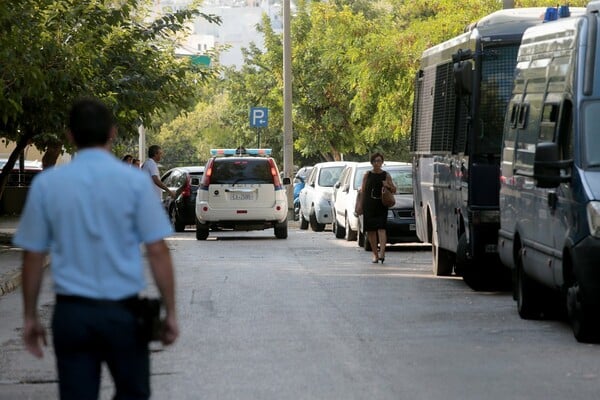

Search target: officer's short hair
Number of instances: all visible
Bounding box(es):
[69,98,114,148]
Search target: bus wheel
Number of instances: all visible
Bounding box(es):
[457,233,485,290]
[432,231,453,276]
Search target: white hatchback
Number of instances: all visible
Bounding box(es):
[195,149,290,240]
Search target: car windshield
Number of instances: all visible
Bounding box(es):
[318,166,344,187]
[211,159,273,184]
[387,168,413,194]
[294,167,312,184]
[353,166,371,189]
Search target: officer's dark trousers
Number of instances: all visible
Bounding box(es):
[52,296,150,400]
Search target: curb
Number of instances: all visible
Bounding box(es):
[0,269,21,297]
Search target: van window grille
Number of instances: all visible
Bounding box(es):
[431,62,456,152]
[476,45,520,155]
[411,62,457,154]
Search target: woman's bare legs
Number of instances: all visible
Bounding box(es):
[378,229,387,261]
[367,231,379,262]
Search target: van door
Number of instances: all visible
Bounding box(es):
[515,96,554,287]
[549,100,575,286]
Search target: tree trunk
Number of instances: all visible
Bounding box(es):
[0,128,35,201]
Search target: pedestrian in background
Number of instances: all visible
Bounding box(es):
[122,154,133,164]
[142,145,175,200]
[360,152,396,264]
[14,98,179,400]
[132,158,141,168]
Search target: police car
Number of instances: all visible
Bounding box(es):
[195,148,290,240]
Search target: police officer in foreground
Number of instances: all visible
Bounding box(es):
[14,97,179,399]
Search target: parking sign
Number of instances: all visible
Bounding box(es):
[250,107,268,128]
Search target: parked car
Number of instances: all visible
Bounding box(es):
[195,148,290,240]
[161,166,205,232]
[0,159,42,186]
[355,163,419,250]
[298,161,351,232]
[293,166,313,221]
[331,161,370,240]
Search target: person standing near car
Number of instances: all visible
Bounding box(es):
[360,152,396,264]
[14,98,179,400]
[142,145,175,200]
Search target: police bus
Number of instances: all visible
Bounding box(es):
[410,8,568,289]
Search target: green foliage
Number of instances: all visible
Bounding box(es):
[150,0,592,166]
[0,0,221,154]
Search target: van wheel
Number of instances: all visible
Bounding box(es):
[345,215,357,241]
[432,231,453,276]
[170,206,185,233]
[300,213,309,230]
[333,218,345,238]
[195,220,209,240]
[309,209,325,232]
[516,250,543,319]
[274,220,288,239]
[567,281,600,342]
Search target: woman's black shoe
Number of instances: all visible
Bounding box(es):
[379,257,385,263]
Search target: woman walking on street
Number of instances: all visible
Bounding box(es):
[360,152,396,263]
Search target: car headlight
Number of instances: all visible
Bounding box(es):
[587,201,600,238]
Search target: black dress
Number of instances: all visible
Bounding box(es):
[363,171,388,231]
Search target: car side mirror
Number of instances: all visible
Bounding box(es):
[534,141,572,188]
[334,181,341,189]
[282,177,291,185]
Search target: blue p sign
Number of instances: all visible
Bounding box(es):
[250,107,268,128]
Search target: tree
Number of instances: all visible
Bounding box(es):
[0,0,221,198]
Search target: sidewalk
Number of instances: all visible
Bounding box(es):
[0,215,23,296]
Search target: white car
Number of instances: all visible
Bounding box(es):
[332,161,410,242]
[331,161,369,240]
[195,148,290,240]
[298,161,350,232]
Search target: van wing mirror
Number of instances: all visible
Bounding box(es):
[454,61,473,95]
[534,142,572,188]
[453,49,473,96]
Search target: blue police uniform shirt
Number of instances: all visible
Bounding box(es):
[13,149,173,300]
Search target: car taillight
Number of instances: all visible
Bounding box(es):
[201,159,214,188]
[268,159,282,188]
[182,176,191,198]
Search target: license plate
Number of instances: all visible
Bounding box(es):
[485,244,497,253]
[409,224,416,231]
[230,193,254,200]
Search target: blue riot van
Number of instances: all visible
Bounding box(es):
[498,3,600,342]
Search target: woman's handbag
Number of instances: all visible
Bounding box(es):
[381,187,395,208]
[354,190,363,216]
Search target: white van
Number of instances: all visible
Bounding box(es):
[498,4,600,342]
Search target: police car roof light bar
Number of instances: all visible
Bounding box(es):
[210,148,272,157]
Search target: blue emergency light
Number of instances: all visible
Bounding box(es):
[544,5,570,22]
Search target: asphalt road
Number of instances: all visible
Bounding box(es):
[0,226,599,399]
